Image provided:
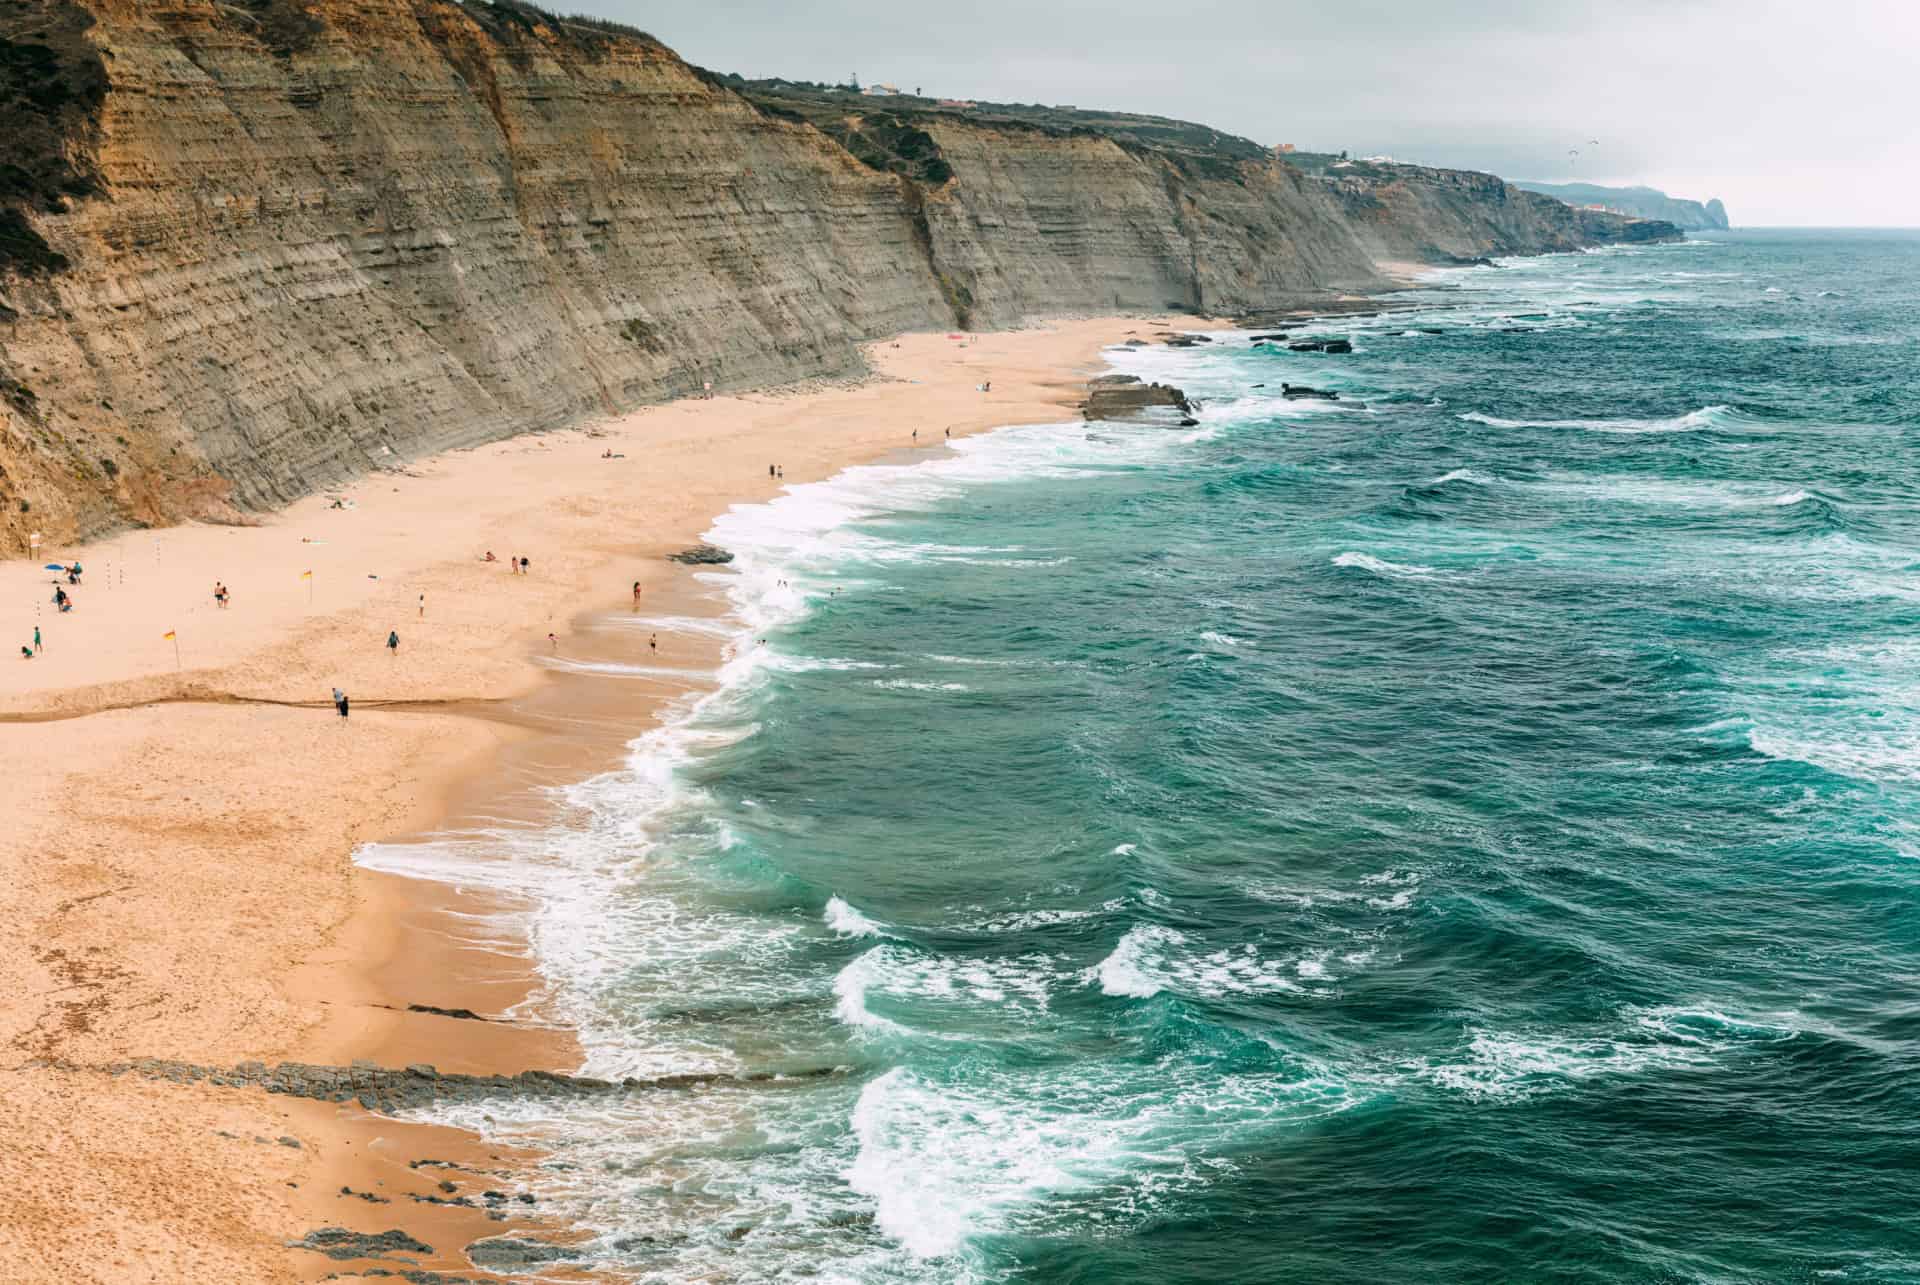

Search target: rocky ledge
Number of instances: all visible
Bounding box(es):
[1082,375,1197,426]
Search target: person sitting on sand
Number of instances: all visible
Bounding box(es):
[68,561,83,584]
[20,645,33,660]
[484,551,497,563]
[52,586,69,610]
[387,629,399,655]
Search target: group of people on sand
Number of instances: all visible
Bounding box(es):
[486,551,532,575]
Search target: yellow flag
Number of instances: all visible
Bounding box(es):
[162,630,176,640]
[301,570,313,580]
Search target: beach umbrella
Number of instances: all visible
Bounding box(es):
[44,563,66,570]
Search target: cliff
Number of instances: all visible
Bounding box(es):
[1513,181,1731,231]
[0,0,1679,553]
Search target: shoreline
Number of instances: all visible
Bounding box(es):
[0,316,1204,1280]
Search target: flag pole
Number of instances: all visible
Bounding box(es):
[174,634,181,670]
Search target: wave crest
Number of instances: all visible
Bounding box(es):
[1459,405,1749,434]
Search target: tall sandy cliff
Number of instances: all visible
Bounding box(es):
[0,0,1679,553]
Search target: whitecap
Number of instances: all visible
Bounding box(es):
[824,895,885,938]
[1199,630,1243,648]
[1333,551,1440,580]
[1088,924,1184,998]
[1458,404,1744,434]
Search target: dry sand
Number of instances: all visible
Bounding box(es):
[0,317,1188,1282]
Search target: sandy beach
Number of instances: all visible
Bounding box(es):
[0,317,1188,1282]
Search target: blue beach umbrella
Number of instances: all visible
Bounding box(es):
[43,563,66,571]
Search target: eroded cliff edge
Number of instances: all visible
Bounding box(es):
[0,0,1680,551]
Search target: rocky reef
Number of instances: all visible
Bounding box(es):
[0,0,1681,552]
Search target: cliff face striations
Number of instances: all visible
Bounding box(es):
[0,0,1681,551]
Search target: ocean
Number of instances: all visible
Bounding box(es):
[361,228,1920,1283]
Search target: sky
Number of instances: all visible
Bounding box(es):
[553,0,1918,226]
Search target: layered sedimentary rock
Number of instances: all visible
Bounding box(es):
[0,0,1680,552]
[1305,160,1683,265]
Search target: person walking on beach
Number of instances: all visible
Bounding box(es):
[649,633,657,652]
[519,556,529,575]
[32,626,41,654]
[769,464,777,479]
[418,592,426,618]
[548,632,558,652]
[632,580,642,608]
[333,687,348,718]
[387,629,400,656]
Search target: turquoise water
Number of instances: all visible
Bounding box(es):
[368,229,1920,1282]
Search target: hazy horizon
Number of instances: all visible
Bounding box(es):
[554,0,1916,228]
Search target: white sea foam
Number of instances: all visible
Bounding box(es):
[1199,630,1243,648]
[1423,1006,1799,1101]
[1333,551,1441,580]
[845,1058,1366,1259]
[1428,468,1493,486]
[873,679,971,692]
[1087,928,1325,999]
[824,895,886,938]
[1459,405,1744,434]
[1090,924,1184,998]
[1772,489,1813,506]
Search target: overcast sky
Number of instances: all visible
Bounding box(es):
[559,0,1916,226]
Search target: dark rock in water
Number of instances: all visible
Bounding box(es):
[1162,337,1200,348]
[1082,378,1193,424]
[1178,417,1199,427]
[1434,253,1497,268]
[669,544,734,565]
[1288,341,1326,352]
[1419,327,1444,334]
[1250,328,1303,341]
[1280,383,1339,401]
[1122,338,1148,346]
[1250,383,1265,388]
[467,1238,584,1269]
[290,1228,432,1262]
[1322,339,1353,354]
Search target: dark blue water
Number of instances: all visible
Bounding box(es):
[374,230,1920,1282]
